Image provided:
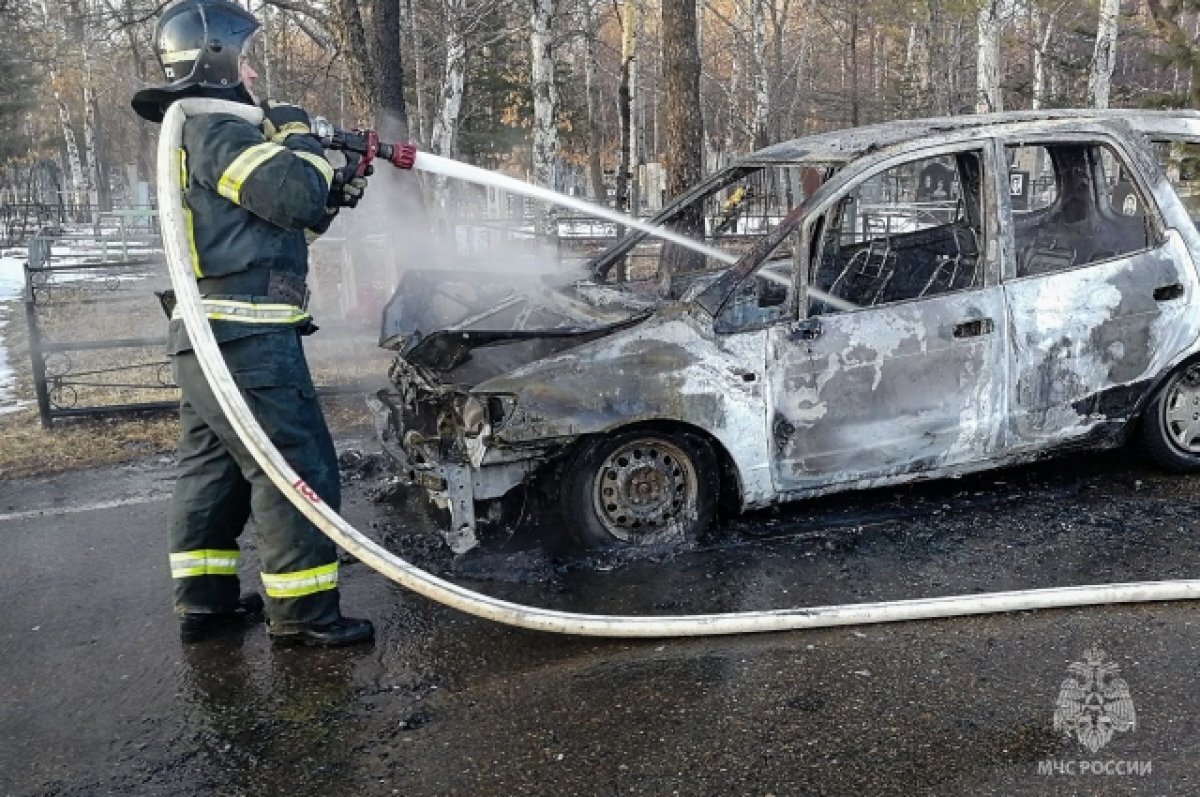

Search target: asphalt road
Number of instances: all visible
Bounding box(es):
[3,444,1200,796]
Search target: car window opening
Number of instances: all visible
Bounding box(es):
[1007,141,1156,278]
[593,162,843,291]
[807,149,986,316]
[1153,139,1200,224]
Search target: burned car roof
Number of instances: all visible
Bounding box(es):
[748,109,1200,163]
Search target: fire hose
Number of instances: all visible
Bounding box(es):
[158,97,1200,637]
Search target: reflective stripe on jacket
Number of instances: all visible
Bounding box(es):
[170,109,332,353]
[172,298,311,326]
[181,112,333,277]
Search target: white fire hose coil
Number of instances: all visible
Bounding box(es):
[158,98,1200,637]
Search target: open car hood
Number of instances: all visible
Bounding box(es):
[380,268,656,383]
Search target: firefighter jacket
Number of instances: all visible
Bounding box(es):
[168,111,336,354]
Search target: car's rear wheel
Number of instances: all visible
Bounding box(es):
[561,429,718,549]
[1141,362,1200,472]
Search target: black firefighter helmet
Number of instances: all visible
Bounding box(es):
[131,0,260,123]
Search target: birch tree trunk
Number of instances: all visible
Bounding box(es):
[768,0,788,142]
[38,1,84,216]
[724,29,742,154]
[82,61,101,218]
[530,0,558,238]
[405,0,431,143]
[615,1,638,216]
[975,0,1003,113]
[530,0,558,189]
[1031,5,1057,110]
[848,7,860,125]
[904,20,919,81]
[75,2,100,219]
[259,2,275,98]
[430,3,466,159]
[1087,0,1120,109]
[751,0,769,149]
[928,0,946,113]
[631,2,644,214]
[583,2,605,201]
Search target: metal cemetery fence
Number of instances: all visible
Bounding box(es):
[23,215,179,428]
[16,202,639,430]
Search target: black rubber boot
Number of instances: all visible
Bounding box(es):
[179,593,265,643]
[269,616,375,648]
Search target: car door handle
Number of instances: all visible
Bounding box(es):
[953,318,994,338]
[1154,283,1184,301]
[788,318,823,341]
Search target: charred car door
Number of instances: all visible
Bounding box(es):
[765,144,1007,491]
[1001,133,1196,449]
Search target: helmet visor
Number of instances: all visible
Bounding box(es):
[155,1,261,86]
[203,4,259,60]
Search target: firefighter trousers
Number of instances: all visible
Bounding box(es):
[168,329,342,630]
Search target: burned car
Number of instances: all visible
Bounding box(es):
[371,110,1200,552]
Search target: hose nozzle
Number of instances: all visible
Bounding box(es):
[310,116,417,177]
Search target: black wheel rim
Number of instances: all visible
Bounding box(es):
[590,437,699,543]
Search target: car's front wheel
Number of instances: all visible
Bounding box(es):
[561,429,718,549]
[1141,362,1200,472]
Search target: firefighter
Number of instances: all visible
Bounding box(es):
[132,0,387,646]
[713,185,750,235]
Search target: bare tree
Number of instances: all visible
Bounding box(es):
[430,0,468,158]
[375,0,411,138]
[330,0,375,113]
[1030,1,1068,109]
[976,0,1003,112]
[661,0,704,279]
[751,0,769,148]
[1087,0,1120,107]
[37,0,87,213]
[615,0,638,215]
[530,0,558,189]
[580,0,606,201]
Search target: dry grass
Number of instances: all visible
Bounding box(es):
[0,393,377,481]
[0,406,179,479]
[1,289,176,478]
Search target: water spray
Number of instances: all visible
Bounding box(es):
[308,117,857,311]
[158,98,1200,637]
[310,116,737,266]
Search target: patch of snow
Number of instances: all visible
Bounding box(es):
[0,256,25,414]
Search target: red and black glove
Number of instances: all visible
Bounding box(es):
[329,163,373,209]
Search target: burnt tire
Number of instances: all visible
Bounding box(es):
[1141,362,1200,473]
[561,429,719,550]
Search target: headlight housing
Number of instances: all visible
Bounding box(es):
[457,393,518,437]
[459,395,487,437]
[485,394,518,430]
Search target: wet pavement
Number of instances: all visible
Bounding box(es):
[3,444,1200,795]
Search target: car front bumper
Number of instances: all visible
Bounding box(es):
[368,389,547,553]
